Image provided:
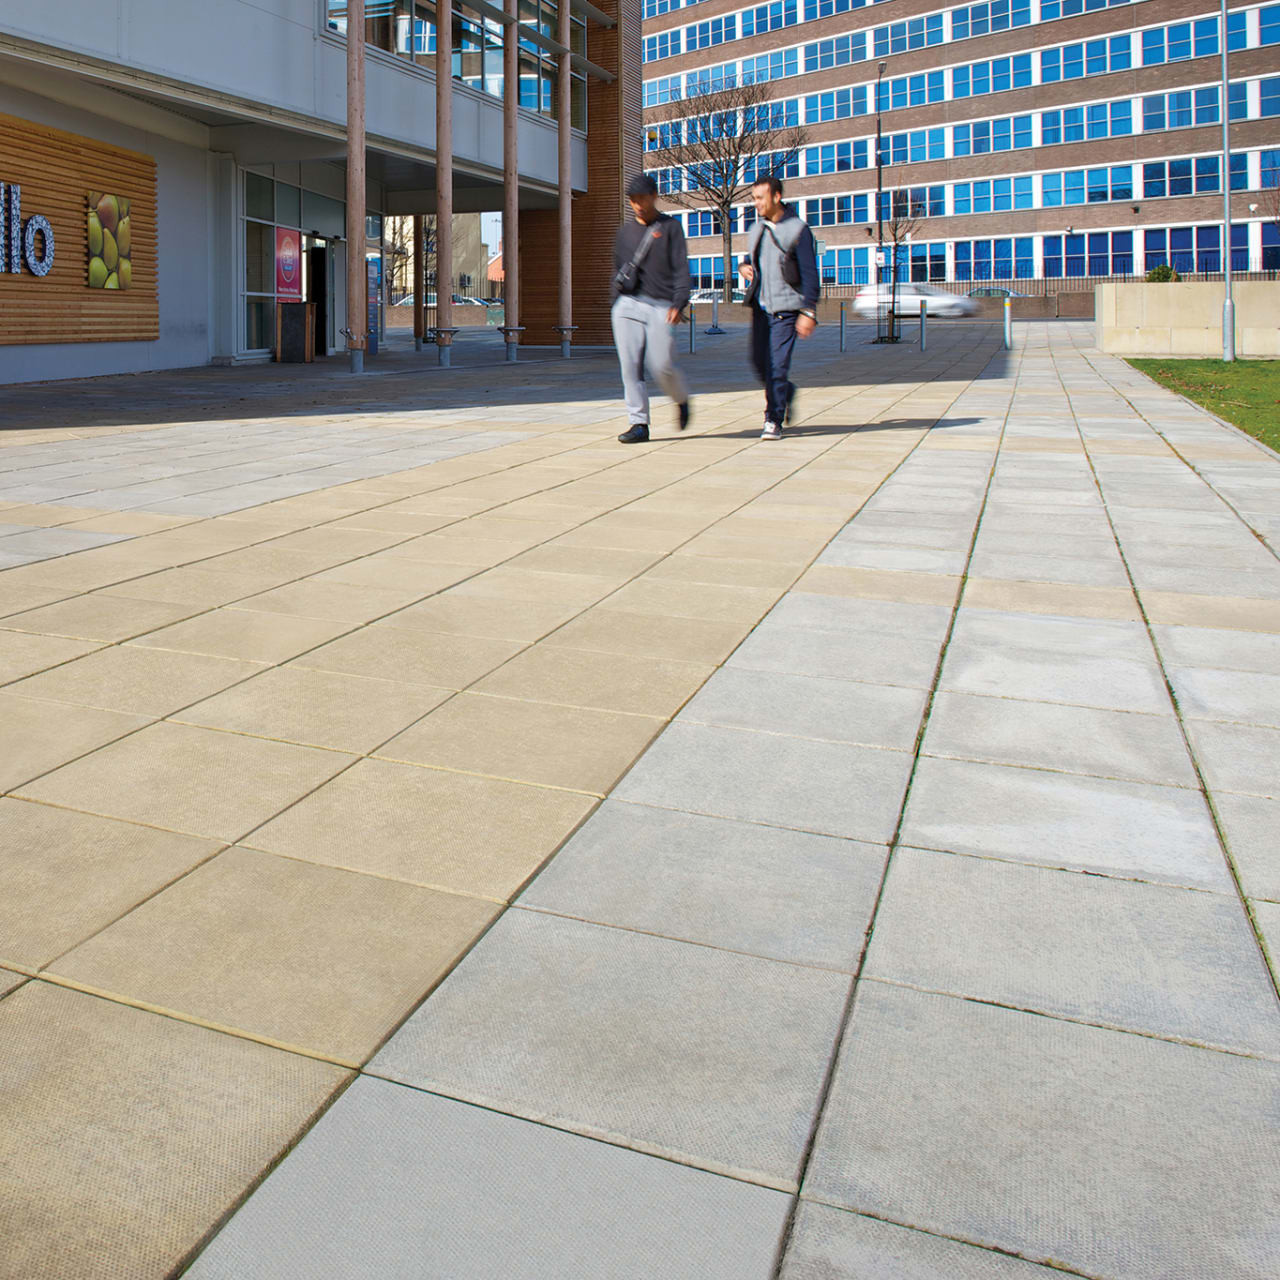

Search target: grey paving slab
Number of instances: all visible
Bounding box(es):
[615,721,914,844]
[1186,720,1280,798]
[818,543,970,575]
[368,909,850,1188]
[865,846,1280,1055]
[1153,624,1280,675]
[948,609,1153,658]
[1168,667,1280,728]
[678,667,927,752]
[966,550,1130,587]
[188,1076,790,1280]
[761,594,954,640]
[804,982,1280,1280]
[900,756,1231,891]
[781,1203,1063,1279]
[519,800,887,970]
[1215,793,1280,904]
[728,624,945,689]
[923,690,1198,787]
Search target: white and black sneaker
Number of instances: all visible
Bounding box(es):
[761,421,783,440]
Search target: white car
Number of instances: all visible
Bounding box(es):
[853,284,977,318]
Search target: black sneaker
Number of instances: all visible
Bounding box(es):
[677,402,691,432]
[618,424,650,444]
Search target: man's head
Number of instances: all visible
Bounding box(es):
[751,175,785,221]
[626,173,660,223]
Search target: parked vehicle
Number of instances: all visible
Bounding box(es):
[967,287,1028,298]
[853,284,977,318]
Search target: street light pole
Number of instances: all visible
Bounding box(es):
[875,62,885,287]
[1219,0,1235,361]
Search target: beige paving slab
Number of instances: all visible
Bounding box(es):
[49,846,498,1064]
[1141,591,1280,634]
[10,645,262,718]
[963,577,1144,622]
[0,503,112,526]
[432,516,576,547]
[0,982,348,1280]
[246,757,597,900]
[389,593,586,642]
[0,630,102,685]
[100,566,283,607]
[599,578,779,626]
[61,511,199,535]
[233,579,425,624]
[195,545,350,582]
[546,606,750,664]
[0,967,23,997]
[0,693,151,793]
[448,566,621,608]
[268,526,410,557]
[643,555,802,590]
[309,556,475,594]
[130,607,352,664]
[551,523,704,555]
[794,565,964,607]
[474,645,715,718]
[378,533,528,567]
[288,622,524,689]
[325,510,457,535]
[380,692,662,794]
[0,583,73,619]
[176,666,451,753]
[507,543,666,580]
[0,798,222,970]
[0,593,200,643]
[16,721,354,842]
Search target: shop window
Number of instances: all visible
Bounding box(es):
[276,183,302,228]
[246,300,275,353]
[245,172,274,222]
[245,220,274,295]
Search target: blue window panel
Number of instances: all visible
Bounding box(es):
[1196,224,1221,273]
[1261,78,1280,118]
[1083,39,1106,75]
[954,65,974,97]
[1142,96,1164,132]
[973,181,992,213]
[955,242,973,282]
[1044,236,1063,278]
[1194,86,1220,125]
[1166,23,1192,62]
[1087,168,1110,203]
[1015,237,1034,278]
[973,122,991,154]
[993,178,1013,212]
[853,194,869,223]
[1014,52,1033,86]
[1266,223,1280,270]
[1111,166,1132,202]
[1166,91,1192,129]
[973,240,993,281]
[1014,175,1033,209]
[928,185,946,216]
[1042,110,1062,145]
[1112,230,1133,275]
[993,119,1012,150]
[928,128,946,159]
[1143,163,1166,198]
[1231,222,1248,271]
[1169,226,1194,273]
[1168,158,1193,197]
[1087,104,1108,139]
[1262,4,1280,46]
[1064,233,1086,276]
[1013,115,1033,148]
[954,183,972,215]
[992,57,1012,92]
[854,139,870,167]
[1144,229,1167,269]
[1064,171,1086,205]
[1228,10,1248,49]
[1195,156,1220,194]
[954,124,972,156]
[1064,107,1085,142]
[1088,232,1109,276]
[993,238,1014,277]
[1043,172,1063,206]
[1109,33,1131,70]
[1142,30,1164,66]
[1111,101,1133,135]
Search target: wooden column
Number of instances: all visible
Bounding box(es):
[345,0,367,373]
[412,212,425,350]
[436,0,456,365]
[556,0,574,357]
[502,0,521,360]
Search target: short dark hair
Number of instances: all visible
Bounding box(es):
[625,173,659,198]
[752,174,784,197]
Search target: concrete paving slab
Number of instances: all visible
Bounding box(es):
[923,690,1198,786]
[615,721,914,844]
[16,721,354,843]
[519,800,887,970]
[545,606,750,664]
[0,629,102,685]
[1214,792,1280,904]
[679,666,927,752]
[866,847,1280,1054]
[129,606,351,664]
[0,593,198,642]
[0,982,347,1280]
[389,592,586,641]
[186,1076,790,1280]
[781,1202,1063,1279]
[727,622,945,688]
[50,847,497,1063]
[245,757,595,900]
[805,982,1280,1280]
[1153,624,1280,674]
[369,909,849,1187]
[900,756,1230,890]
[1168,666,1280,728]
[1186,720,1280,798]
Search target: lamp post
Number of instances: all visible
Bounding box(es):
[1219,0,1235,361]
[875,62,885,286]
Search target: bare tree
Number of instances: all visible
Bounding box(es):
[383,214,437,301]
[644,77,807,302]
[875,188,925,339]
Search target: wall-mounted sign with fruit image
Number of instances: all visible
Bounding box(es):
[87,192,132,290]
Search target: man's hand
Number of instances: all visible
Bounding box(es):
[797,313,817,339]
[667,307,682,325]
[738,263,755,282]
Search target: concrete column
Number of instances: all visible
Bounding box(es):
[412,212,425,351]
[502,0,521,361]
[556,0,573,358]
[436,0,455,366]
[346,0,367,374]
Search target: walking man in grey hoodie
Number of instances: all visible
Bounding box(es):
[738,175,820,440]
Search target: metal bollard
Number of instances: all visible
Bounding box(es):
[839,300,846,353]
[689,304,696,354]
[920,306,927,351]
[1003,296,1012,349]
[706,295,725,335]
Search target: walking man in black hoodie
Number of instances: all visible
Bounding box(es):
[611,174,692,444]
[738,175,820,440]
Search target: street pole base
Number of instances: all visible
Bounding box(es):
[560,340,571,359]
[414,337,423,352]
[348,348,364,374]
[506,343,519,363]
[438,345,452,368]
[704,325,725,335]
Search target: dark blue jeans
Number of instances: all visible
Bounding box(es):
[750,306,798,425]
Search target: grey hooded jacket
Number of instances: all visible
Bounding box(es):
[746,208,821,314]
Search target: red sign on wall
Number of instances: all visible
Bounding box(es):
[276,227,302,300]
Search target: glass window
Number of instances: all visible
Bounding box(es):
[1195,156,1220,193]
[1043,172,1063,206]
[1014,175,1033,209]
[1087,168,1110,203]
[1142,96,1165,132]
[275,183,301,228]
[245,172,274,222]
[1112,230,1133,275]
[1144,163,1166,198]
[1042,110,1061,145]
[1169,158,1193,196]
[1044,234,1063,278]
[1111,166,1132,202]
[1112,101,1132,135]
[244,219,273,293]
[245,300,275,352]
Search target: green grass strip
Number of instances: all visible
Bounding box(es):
[1129,358,1280,455]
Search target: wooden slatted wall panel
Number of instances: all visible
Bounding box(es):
[0,112,158,346]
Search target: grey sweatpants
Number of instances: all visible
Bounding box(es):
[611,294,688,427]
